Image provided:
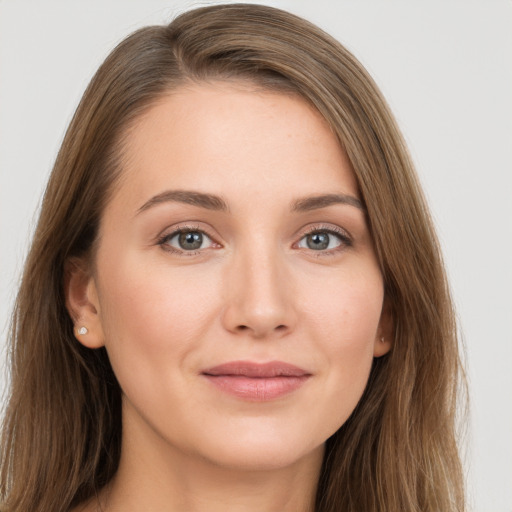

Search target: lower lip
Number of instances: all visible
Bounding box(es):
[203,375,309,401]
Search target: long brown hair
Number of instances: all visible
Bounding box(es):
[0,4,465,511]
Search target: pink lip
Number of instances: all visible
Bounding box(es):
[202,361,311,401]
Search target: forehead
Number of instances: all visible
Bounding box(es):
[111,81,359,213]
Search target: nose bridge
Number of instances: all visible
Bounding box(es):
[222,236,295,337]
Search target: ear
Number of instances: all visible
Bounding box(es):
[374,299,393,357]
[64,257,105,349]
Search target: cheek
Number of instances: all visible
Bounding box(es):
[299,266,383,417]
[301,264,384,347]
[95,251,220,382]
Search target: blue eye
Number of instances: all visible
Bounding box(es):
[162,230,214,251]
[297,230,348,251]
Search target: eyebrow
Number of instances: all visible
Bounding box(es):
[137,190,229,214]
[136,190,364,215]
[291,193,365,212]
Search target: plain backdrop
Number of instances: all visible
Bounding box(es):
[1,1,511,510]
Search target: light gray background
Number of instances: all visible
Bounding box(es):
[1,1,511,510]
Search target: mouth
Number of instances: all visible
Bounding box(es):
[202,361,311,401]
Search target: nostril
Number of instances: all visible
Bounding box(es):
[234,324,287,335]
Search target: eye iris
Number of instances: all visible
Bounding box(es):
[178,231,203,250]
[307,232,329,250]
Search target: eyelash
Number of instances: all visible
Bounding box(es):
[157,224,216,257]
[296,224,353,256]
[156,223,352,257]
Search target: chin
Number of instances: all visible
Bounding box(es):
[184,424,327,472]
[206,444,323,473]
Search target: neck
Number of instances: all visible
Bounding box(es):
[91,401,324,512]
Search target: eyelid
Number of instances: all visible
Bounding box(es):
[301,223,351,238]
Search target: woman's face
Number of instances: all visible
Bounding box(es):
[74,82,390,471]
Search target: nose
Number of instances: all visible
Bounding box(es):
[221,247,297,339]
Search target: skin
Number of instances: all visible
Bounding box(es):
[68,82,391,512]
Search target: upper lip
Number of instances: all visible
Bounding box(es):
[202,361,311,378]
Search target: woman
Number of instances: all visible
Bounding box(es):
[0,4,465,511]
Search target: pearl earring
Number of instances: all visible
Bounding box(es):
[77,326,88,335]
